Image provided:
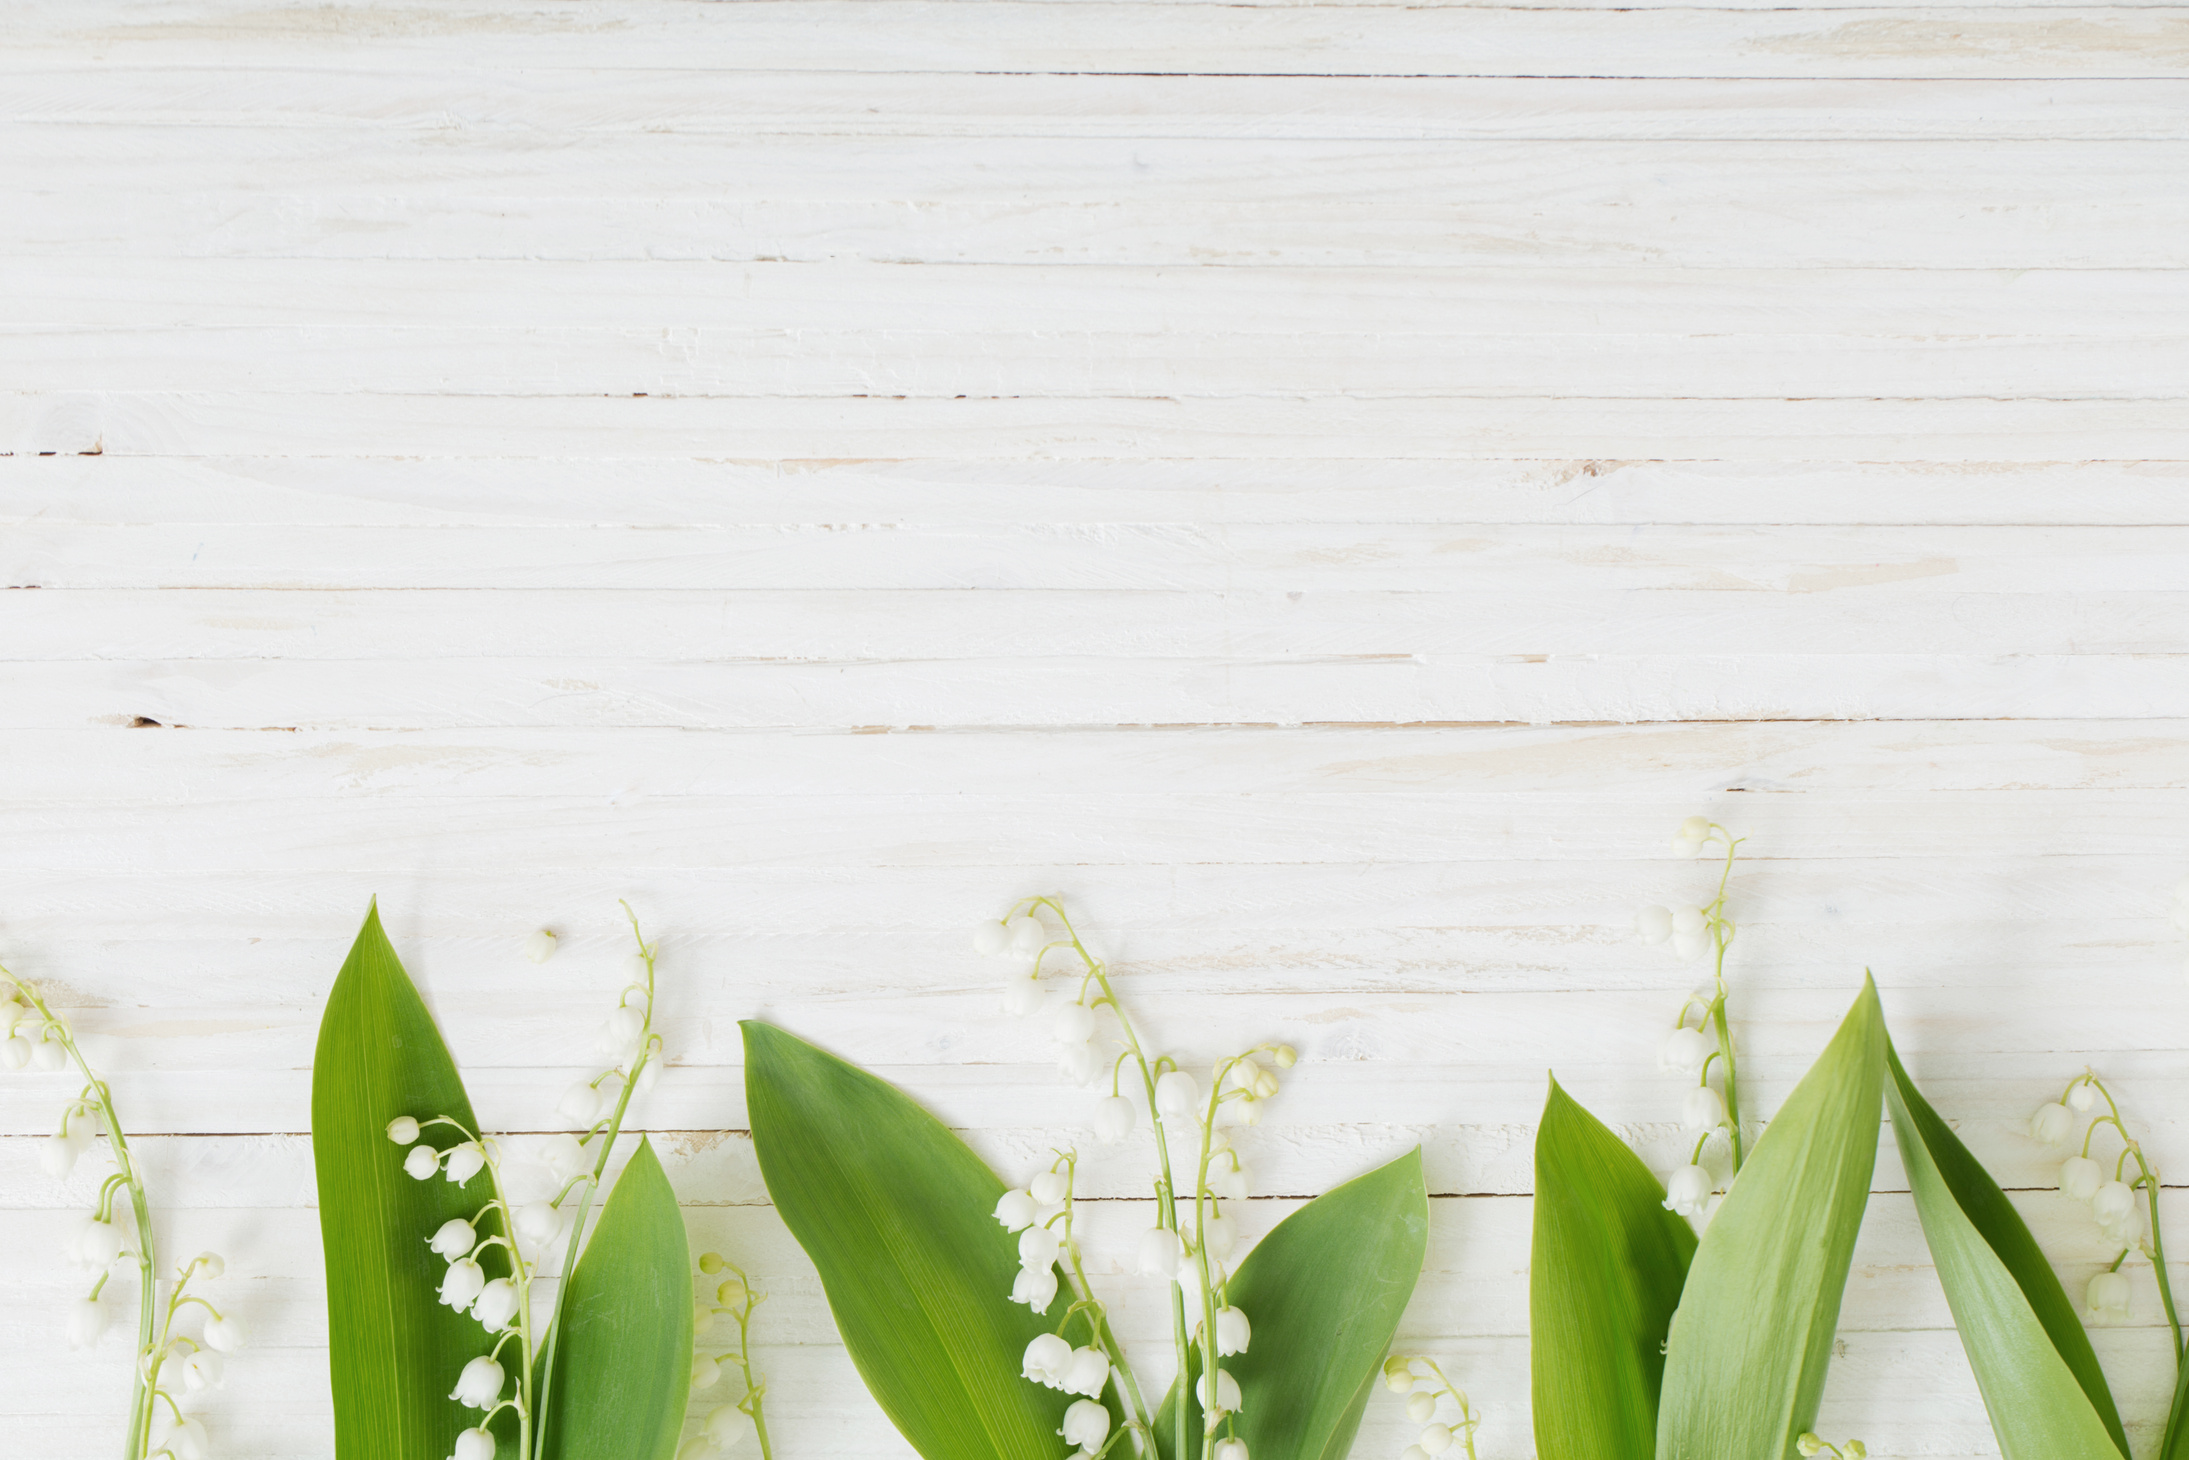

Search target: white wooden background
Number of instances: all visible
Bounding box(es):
[4,1,2188,1455]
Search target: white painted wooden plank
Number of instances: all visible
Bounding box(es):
[9,3,2189,78]
[12,72,2189,141]
[9,455,2189,526]
[9,135,2184,268]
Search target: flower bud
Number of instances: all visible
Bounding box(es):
[428,1218,477,1260]
[1053,1003,1096,1044]
[454,1428,497,1460]
[443,1142,487,1186]
[1093,1096,1135,1144]
[1635,905,1674,946]
[1195,1367,1243,1417]
[0,1035,31,1071]
[1672,816,1711,854]
[1215,1442,1249,1460]
[1407,1391,1436,1422]
[2087,1268,2131,1318]
[994,1188,1037,1232]
[1383,1355,1414,1392]
[202,1315,248,1353]
[706,1403,756,1449]
[438,1258,487,1312]
[2092,1180,2137,1226]
[403,1144,441,1180]
[1155,1070,1200,1120]
[1658,1026,1713,1076]
[1061,1344,1110,1398]
[1797,1438,1825,1458]
[386,1116,421,1145]
[1136,1226,1182,1276]
[1030,1170,1070,1206]
[192,1250,225,1280]
[1007,916,1046,957]
[2068,1081,2098,1113]
[1272,1045,1297,1068]
[524,928,558,964]
[1419,1424,1454,1455]
[67,1297,107,1349]
[558,1081,603,1127]
[2028,1102,2074,1145]
[693,1304,716,1338]
[450,1354,504,1408]
[699,1251,726,1275]
[32,1037,66,1071]
[1060,1397,1111,1449]
[473,1278,521,1331]
[716,1275,748,1307]
[1682,1085,1727,1132]
[1023,1332,1072,1387]
[1662,1164,1711,1217]
[1009,1263,1058,1313]
[692,1354,720,1390]
[974,920,1010,957]
[2060,1156,2105,1201]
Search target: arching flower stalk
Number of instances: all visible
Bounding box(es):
[682,1251,773,1459]
[980,896,1295,1460]
[1379,1355,1483,1460]
[1639,817,1749,1217]
[384,903,668,1460]
[2,959,245,1460]
[2029,1070,2183,1348]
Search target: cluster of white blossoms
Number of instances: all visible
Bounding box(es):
[386,911,668,1460]
[2030,1072,2172,1323]
[679,1251,770,1460]
[978,897,1294,1460]
[1381,1357,1483,1460]
[7,959,247,1460]
[1640,817,1749,1223]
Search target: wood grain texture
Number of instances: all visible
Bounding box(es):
[1,1,2183,1456]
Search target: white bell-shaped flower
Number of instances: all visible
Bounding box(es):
[1662,1164,1711,1217]
[428,1218,477,1260]
[1407,1391,1436,1422]
[1213,1305,1251,1356]
[202,1315,248,1353]
[387,1116,421,1144]
[1007,916,1046,957]
[2092,1181,2138,1226]
[180,1347,224,1391]
[473,1278,521,1331]
[66,1297,107,1349]
[1010,1264,1058,1314]
[1059,1398,1111,1449]
[2029,1102,2074,1145]
[692,1354,721,1391]
[0,1034,32,1071]
[1195,1367,1243,1417]
[443,1142,488,1186]
[1634,905,1674,946]
[453,1427,497,1460]
[41,1127,90,1181]
[1419,1422,1455,1455]
[1180,1245,1229,1292]
[514,1200,562,1253]
[166,1415,210,1460]
[1030,1170,1070,1206]
[524,928,558,964]
[32,1037,67,1071]
[77,1216,122,1268]
[1093,1096,1135,1144]
[1136,1226,1182,1276]
[1682,1085,1727,1132]
[438,1257,487,1312]
[1155,1070,1200,1121]
[2068,1081,2098,1113]
[191,1250,225,1280]
[540,1133,590,1182]
[2087,1269,2131,1318]
[2060,1156,2105,1201]
[1672,816,1712,855]
[2102,1199,2148,1248]
[635,1057,661,1095]
[994,1188,1038,1232]
[706,1403,757,1449]
[974,920,1011,957]
[1053,1003,1097,1044]
[1197,1214,1237,1260]
[1658,1026,1713,1076]
[450,1354,504,1408]
[404,1144,441,1180]
[1061,1344,1110,1398]
[1215,1441,1249,1460]
[1023,1332,1073,1387]
[558,1081,604,1128]
[1057,1041,1100,1086]
[1213,1162,1251,1201]
[1018,1222,1063,1267]
[1383,1357,1415,1392]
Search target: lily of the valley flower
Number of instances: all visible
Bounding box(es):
[473,1277,521,1331]
[451,1354,505,1408]
[1196,1367,1243,1418]
[1215,1441,1249,1460]
[2059,1156,2104,1200]
[453,1427,497,1460]
[1662,1164,1712,1218]
[1093,1096,1135,1143]
[428,1217,477,1260]
[1681,1085,1727,1132]
[2088,1268,2132,1319]
[2029,1101,2074,1144]
[1060,1397,1112,1451]
[67,1297,107,1348]
[524,928,559,964]
[1136,1226,1183,1275]
[438,1257,487,1312]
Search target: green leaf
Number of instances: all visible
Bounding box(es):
[1158,1149,1431,1460]
[1656,975,1887,1460]
[1531,1076,1698,1460]
[1884,1040,2129,1460]
[537,1137,694,1460]
[312,902,501,1460]
[741,1021,1072,1460]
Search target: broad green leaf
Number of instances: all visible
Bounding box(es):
[742,1021,1072,1460]
[1158,1148,1430,1460]
[1656,976,1886,1460]
[2163,1346,2189,1460]
[1531,1077,1697,1460]
[1884,1040,2129,1460]
[313,903,502,1460]
[537,1137,693,1460]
